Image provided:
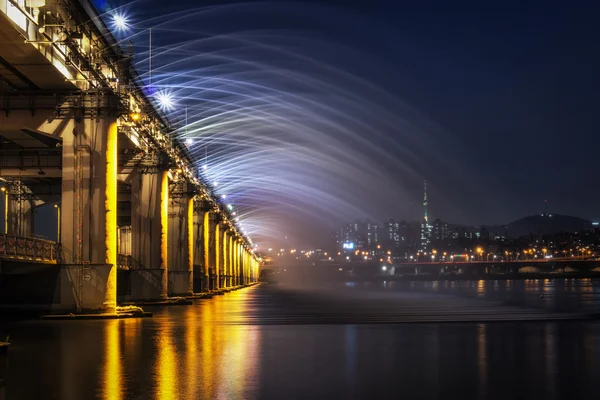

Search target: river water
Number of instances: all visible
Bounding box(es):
[0,280,599,399]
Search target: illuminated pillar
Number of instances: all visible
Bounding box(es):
[246,252,251,284]
[130,169,169,300]
[208,212,218,290]
[203,210,212,291]
[215,222,221,289]
[228,235,234,287]
[241,248,247,285]
[221,228,228,287]
[168,190,194,296]
[60,115,117,312]
[234,240,240,286]
[238,243,243,285]
[192,203,208,293]
[187,197,194,294]
[238,242,242,285]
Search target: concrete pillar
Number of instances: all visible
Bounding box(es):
[228,234,234,287]
[238,243,243,285]
[238,242,242,285]
[221,228,228,287]
[207,212,217,290]
[192,206,207,293]
[234,240,240,286]
[241,248,247,285]
[168,193,194,296]
[60,116,118,312]
[246,253,250,284]
[215,222,221,289]
[202,210,211,291]
[130,169,169,300]
[6,185,35,237]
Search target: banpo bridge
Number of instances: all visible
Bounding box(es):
[0,0,260,313]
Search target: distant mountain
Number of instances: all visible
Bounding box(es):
[503,214,593,237]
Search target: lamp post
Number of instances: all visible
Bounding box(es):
[112,13,154,89]
[1,187,7,234]
[53,204,61,242]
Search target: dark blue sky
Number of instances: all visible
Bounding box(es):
[320,0,599,221]
[96,0,599,238]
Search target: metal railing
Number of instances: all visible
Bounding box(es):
[0,234,60,263]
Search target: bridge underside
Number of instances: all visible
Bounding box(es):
[0,0,260,313]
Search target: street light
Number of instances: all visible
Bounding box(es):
[54,204,61,242]
[111,13,154,87]
[112,13,128,32]
[476,247,483,261]
[156,91,175,111]
[1,187,7,234]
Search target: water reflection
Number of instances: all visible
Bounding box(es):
[101,320,122,400]
[1,285,600,399]
[93,289,263,399]
[477,323,487,399]
[155,323,178,400]
[385,278,600,313]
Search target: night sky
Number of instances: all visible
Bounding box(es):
[53,0,600,247]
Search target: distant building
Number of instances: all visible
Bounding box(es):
[383,219,399,247]
[433,218,449,241]
[366,222,379,247]
[420,180,432,251]
[335,220,380,250]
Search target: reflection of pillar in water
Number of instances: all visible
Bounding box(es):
[200,301,216,396]
[103,320,122,400]
[184,306,199,398]
[156,323,178,398]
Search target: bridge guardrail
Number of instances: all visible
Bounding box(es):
[0,234,60,263]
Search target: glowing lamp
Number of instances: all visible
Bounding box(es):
[113,14,128,31]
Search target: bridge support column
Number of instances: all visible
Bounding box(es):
[6,190,35,237]
[241,248,248,285]
[168,193,194,296]
[192,206,208,293]
[202,210,213,291]
[207,212,218,291]
[221,228,229,287]
[59,115,118,313]
[228,234,234,287]
[130,169,169,301]
[235,240,240,285]
[215,221,222,289]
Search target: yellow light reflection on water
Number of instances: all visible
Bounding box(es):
[477,280,485,295]
[195,287,261,399]
[102,320,122,400]
[200,299,216,397]
[155,323,178,400]
[184,306,199,399]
